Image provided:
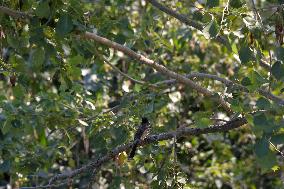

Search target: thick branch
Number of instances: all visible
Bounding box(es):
[0,6,30,19]
[47,117,247,185]
[83,32,232,113]
[146,0,203,31]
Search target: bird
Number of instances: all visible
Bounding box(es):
[128,117,150,159]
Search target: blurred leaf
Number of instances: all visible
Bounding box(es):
[110,127,128,145]
[203,18,219,38]
[12,85,25,99]
[271,61,284,81]
[56,14,73,37]
[256,97,271,110]
[0,161,10,173]
[241,77,252,86]
[253,113,272,133]
[275,47,284,62]
[271,134,284,144]
[230,0,244,8]
[256,151,277,171]
[207,0,219,8]
[35,1,50,18]
[68,55,83,66]
[254,138,269,157]
[239,45,254,64]
[31,48,45,71]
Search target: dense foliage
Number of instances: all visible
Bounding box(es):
[0,0,284,188]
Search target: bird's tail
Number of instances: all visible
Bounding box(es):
[128,140,139,159]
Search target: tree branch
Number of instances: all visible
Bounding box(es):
[45,117,247,185]
[94,48,158,88]
[20,180,69,189]
[145,1,272,72]
[155,72,246,89]
[83,32,232,114]
[0,6,30,19]
[146,0,203,31]
[155,72,284,106]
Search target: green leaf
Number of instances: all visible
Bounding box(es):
[253,113,268,127]
[11,119,22,128]
[206,0,219,8]
[114,33,126,44]
[239,45,254,64]
[254,138,269,157]
[144,100,154,114]
[271,61,284,81]
[56,14,73,37]
[110,127,128,145]
[241,77,252,86]
[256,97,271,109]
[230,0,244,8]
[193,112,212,128]
[253,113,272,133]
[2,121,11,135]
[67,66,81,80]
[0,160,10,173]
[256,151,277,171]
[12,85,25,99]
[68,55,84,66]
[196,117,211,128]
[271,134,284,144]
[275,47,284,62]
[31,48,45,71]
[231,99,242,112]
[35,1,50,18]
[253,71,268,85]
[203,18,219,38]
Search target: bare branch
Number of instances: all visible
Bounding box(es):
[156,72,284,106]
[146,0,203,31]
[20,180,69,189]
[46,117,247,185]
[155,72,246,89]
[269,140,284,159]
[83,32,232,114]
[0,6,30,19]
[258,89,284,105]
[260,59,271,71]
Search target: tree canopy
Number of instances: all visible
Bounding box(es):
[0,0,284,188]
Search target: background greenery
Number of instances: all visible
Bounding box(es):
[0,0,284,188]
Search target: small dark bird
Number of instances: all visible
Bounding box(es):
[128,117,150,159]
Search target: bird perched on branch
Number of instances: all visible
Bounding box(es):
[128,117,150,159]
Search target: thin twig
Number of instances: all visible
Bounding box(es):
[95,50,158,88]
[269,141,284,159]
[250,0,264,27]
[219,0,230,33]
